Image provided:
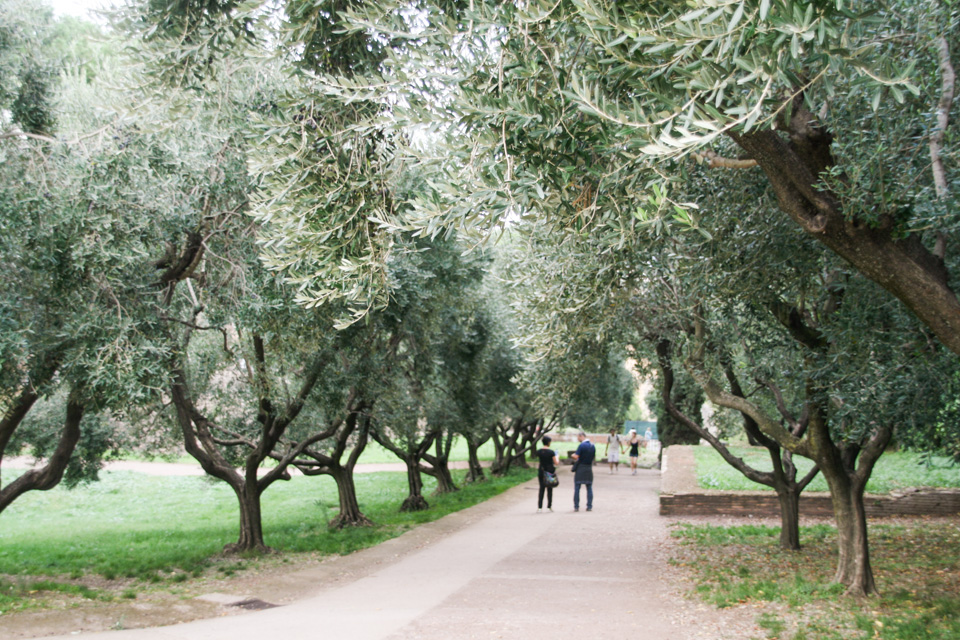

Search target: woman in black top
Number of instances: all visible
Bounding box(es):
[537,435,560,512]
[628,429,640,475]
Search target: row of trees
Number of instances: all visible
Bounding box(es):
[5,0,959,600]
[0,2,634,554]
[136,0,960,599]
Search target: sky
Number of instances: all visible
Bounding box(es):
[46,0,118,21]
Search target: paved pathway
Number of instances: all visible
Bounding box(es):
[31,468,757,640]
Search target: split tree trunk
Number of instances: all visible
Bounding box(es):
[328,465,372,529]
[433,463,458,494]
[820,465,876,595]
[423,435,458,495]
[775,485,801,550]
[401,459,429,512]
[465,439,486,483]
[229,481,270,554]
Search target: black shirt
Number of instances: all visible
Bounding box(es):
[537,448,557,473]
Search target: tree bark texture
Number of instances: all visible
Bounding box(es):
[775,485,801,550]
[328,464,372,529]
[171,367,282,554]
[401,458,429,512]
[732,124,960,357]
[465,438,486,483]
[0,392,83,514]
[228,481,270,554]
[804,403,890,596]
[422,432,459,494]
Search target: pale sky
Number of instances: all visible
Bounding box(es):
[46,0,119,21]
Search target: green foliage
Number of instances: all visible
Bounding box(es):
[0,0,58,133]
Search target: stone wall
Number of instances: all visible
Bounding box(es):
[659,489,960,517]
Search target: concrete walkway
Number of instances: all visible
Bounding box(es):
[32,468,757,640]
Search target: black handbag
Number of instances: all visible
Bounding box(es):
[543,470,559,487]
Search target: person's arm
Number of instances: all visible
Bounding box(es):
[552,453,559,466]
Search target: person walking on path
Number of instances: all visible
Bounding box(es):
[571,430,596,511]
[604,428,623,474]
[537,435,559,512]
[627,429,641,475]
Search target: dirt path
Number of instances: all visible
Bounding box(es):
[5,468,762,640]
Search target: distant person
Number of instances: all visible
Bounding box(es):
[627,429,640,475]
[604,427,623,474]
[644,426,653,441]
[537,436,559,513]
[571,430,596,511]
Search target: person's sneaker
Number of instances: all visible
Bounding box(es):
[537,508,542,513]
[548,508,553,512]
[573,508,579,512]
[586,507,592,512]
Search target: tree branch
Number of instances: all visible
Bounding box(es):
[931,35,955,201]
[693,149,758,169]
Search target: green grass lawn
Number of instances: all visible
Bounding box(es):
[123,437,501,467]
[0,466,534,613]
[672,521,960,640]
[693,446,960,493]
[356,438,499,464]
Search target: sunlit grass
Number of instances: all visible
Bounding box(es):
[0,466,534,613]
[693,447,959,493]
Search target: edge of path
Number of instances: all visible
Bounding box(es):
[0,474,536,640]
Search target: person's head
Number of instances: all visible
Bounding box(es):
[542,435,552,447]
[629,429,637,438]
[610,428,617,435]
[577,429,587,441]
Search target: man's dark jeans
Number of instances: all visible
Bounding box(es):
[573,480,593,510]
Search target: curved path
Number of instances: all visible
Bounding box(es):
[32,469,758,640]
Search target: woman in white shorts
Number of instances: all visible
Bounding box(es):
[605,428,623,473]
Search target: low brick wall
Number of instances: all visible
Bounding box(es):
[660,489,960,518]
[660,492,833,517]
[659,445,960,518]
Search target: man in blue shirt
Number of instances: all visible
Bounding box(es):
[571,430,596,512]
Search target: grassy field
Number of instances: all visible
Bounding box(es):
[356,438,500,464]
[125,437,506,467]
[672,521,960,640]
[693,447,960,493]
[0,466,535,614]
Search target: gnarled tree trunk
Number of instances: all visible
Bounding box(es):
[422,431,458,494]
[659,338,816,550]
[732,114,960,357]
[807,408,890,596]
[229,480,270,554]
[0,389,83,514]
[774,484,802,550]
[327,464,372,529]
[401,458,429,512]
[465,437,486,483]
